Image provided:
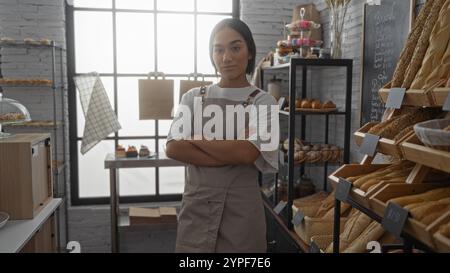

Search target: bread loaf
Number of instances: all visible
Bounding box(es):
[411,1,450,89]
[314,192,338,218]
[293,191,328,207]
[326,211,372,253]
[389,187,450,207]
[391,0,434,87]
[402,0,447,89]
[393,125,414,143]
[343,221,386,253]
[322,202,351,219]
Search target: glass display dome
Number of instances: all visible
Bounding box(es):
[0,93,31,138]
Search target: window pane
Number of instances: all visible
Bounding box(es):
[197,0,232,13]
[77,77,115,138]
[118,140,156,196]
[116,13,155,74]
[157,14,194,74]
[157,0,194,12]
[116,0,154,10]
[73,0,112,8]
[117,77,155,136]
[158,120,172,136]
[74,11,113,73]
[159,167,185,194]
[78,140,114,198]
[197,15,230,74]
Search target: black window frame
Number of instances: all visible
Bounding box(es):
[66,0,240,206]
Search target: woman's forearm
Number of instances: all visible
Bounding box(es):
[189,140,260,165]
[165,140,226,167]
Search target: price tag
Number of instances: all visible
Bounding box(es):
[382,202,409,238]
[336,178,352,202]
[309,241,321,253]
[443,92,450,111]
[292,210,305,227]
[273,201,287,215]
[385,88,406,109]
[359,133,380,157]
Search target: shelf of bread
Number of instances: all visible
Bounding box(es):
[328,161,414,208]
[378,81,450,107]
[354,107,444,158]
[281,139,342,165]
[401,129,450,174]
[430,211,450,253]
[368,183,450,251]
[291,191,350,246]
[309,210,399,253]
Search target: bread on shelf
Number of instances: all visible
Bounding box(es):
[115,145,126,158]
[126,146,138,158]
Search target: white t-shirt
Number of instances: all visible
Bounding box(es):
[167,84,279,173]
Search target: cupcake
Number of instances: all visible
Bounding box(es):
[126,146,138,158]
[139,145,150,157]
[115,145,126,158]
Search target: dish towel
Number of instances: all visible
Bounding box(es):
[74,72,121,155]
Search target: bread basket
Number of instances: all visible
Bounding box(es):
[413,119,450,151]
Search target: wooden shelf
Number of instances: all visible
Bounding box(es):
[401,134,450,174]
[263,199,309,253]
[354,122,409,158]
[280,110,346,116]
[0,198,62,253]
[379,86,450,107]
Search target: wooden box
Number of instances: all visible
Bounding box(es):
[20,214,56,253]
[379,81,450,107]
[369,183,450,249]
[328,164,398,208]
[129,207,177,225]
[0,134,53,220]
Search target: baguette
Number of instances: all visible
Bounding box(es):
[367,116,401,135]
[326,211,372,253]
[314,191,337,218]
[422,211,448,226]
[343,221,386,253]
[360,178,407,192]
[293,191,328,207]
[322,202,351,219]
[389,187,450,207]
[391,0,434,87]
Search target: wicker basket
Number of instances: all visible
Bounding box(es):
[413,119,450,151]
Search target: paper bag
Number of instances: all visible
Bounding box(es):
[139,73,174,120]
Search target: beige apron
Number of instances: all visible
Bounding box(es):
[175,87,267,253]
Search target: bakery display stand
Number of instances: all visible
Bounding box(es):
[0,41,68,250]
[329,84,450,253]
[260,58,353,252]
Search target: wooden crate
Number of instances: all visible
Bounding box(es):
[354,122,408,158]
[292,205,347,246]
[20,214,56,253]
[369,183,450,249]
[328,164,401,207]
[379,82,450,107]
[429,211,450,253]
[0,134,53,220]
[401,134,450,174]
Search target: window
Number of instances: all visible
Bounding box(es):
[68,0,238,205]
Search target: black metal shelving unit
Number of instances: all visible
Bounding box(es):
[260,58,353,250]
[0,41,69,251]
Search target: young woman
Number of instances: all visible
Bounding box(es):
[166,18,279,253]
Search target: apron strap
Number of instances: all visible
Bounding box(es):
[243,89,261,106]
[199,85,207,104]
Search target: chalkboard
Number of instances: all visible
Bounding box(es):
[360,0,414,126]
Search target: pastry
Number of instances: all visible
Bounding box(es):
[322,101,336,109]
[311,144,321,151]
[115,145,126,158]
[0,113,26,122]
[444,125,450,131]
[139,145,150,157]
[300,100,312,109]
[311,100,322,109]
[40,38,52,45]
[126,146,138,158]
[306,151,321,163]
[295,99,302,108]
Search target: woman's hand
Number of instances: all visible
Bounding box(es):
[165,140,226,167]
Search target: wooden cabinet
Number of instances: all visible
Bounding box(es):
[20,215,56,253]
[0,134,53,220]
